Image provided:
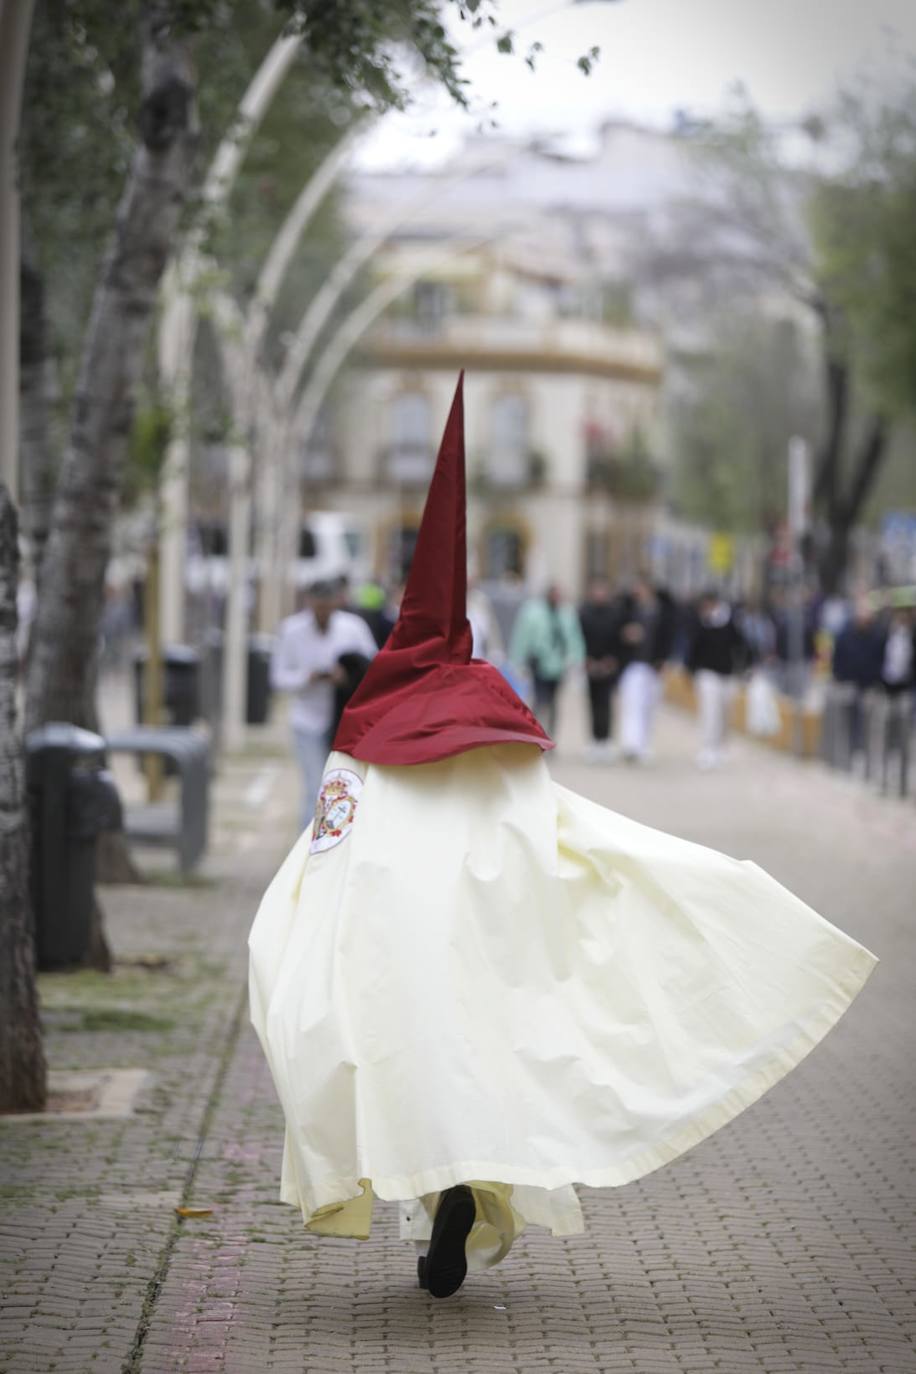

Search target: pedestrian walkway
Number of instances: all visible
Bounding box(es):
[1,706,914,1373]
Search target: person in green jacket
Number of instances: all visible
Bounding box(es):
[510,584,586,737]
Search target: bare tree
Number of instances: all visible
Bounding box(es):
[639,107,894,592]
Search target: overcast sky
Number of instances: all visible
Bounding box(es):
[354,0,916,169]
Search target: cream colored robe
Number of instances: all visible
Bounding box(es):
[248,744,876,1268]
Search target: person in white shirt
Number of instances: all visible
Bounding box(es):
[271,580,378,828]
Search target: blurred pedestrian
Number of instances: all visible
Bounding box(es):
[100,582,135,671]
[831,597,884,754]
[485,570,527,655]
[615,577,676,763]
[832,598,884,690]
[271,579,377,829]
[579,578,620,763]
[880,608,915,696]
[772,590,818,699]
[686,589,749,770]
[736,599,777,667]
[468,578,504,663]
[510,583,585,737]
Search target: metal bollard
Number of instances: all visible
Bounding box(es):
[823,682,857,771]
[862,691,884,787]
[885,692,913,798]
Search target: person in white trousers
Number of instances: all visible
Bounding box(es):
[685,590,750,769]
[271,581,377,828]
[615,578,676,763]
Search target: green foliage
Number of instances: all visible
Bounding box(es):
[272,0,596,106]
[60,1007,175,1032]
[207,52,360,359]
[586,429,661,505]
[577,46,601,77]
[20,0,596,392]
[809,81,916,420]
[273,0,497,111]
[670,312,820,533]
[20,1,141,395]
[659,80,916,546]
[125,396,173,504]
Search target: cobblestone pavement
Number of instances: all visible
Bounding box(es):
[2,701,915,1373]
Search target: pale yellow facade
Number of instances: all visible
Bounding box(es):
[304,245,666,594]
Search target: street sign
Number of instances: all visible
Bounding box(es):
[708,533,734,574]
[881,511,916,582]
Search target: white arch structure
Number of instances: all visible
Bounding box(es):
[158,30,301,644]
[251,155,513,631]
[152,40,526,744]
[263,233,500,641]
[244,120,366,374]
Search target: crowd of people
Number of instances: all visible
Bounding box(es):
[509,577,743,770]
[270,571,916,823]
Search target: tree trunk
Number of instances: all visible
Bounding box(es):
[811,351,849,523]
[841,414,889,531]
[818,414,890,595]
[19,217,56,590]
[818,524,850,598]
[0,0,37,500]
[0,483,46,1112]
[25,2,197,735]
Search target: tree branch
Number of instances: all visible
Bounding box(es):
[811,351,849,517]
[840,413,890,529]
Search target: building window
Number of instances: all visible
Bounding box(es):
[585,528,610,583]
[302,407,335,483]
[389,522,421,582]
[412,279,451,328]
[482,522,527,578]
[489,393,529,487]
[384,391,434,486]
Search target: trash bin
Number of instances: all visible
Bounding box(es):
[246,634,274,725]
[134,644,202,726]
[26,723,123,970]
[200,628,224,735]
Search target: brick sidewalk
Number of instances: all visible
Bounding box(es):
[0,725,301,1374]
[3,704,915,1373]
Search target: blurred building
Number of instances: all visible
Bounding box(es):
[298,123,704,592]
[323,246,664,588]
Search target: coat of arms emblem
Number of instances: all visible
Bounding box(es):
[310,768,362,854]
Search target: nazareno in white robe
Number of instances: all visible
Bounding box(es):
[248,743,876,1270]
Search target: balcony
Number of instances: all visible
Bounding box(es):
[365,315,663,384]
[472,449,548,493]
[585,451,661,503]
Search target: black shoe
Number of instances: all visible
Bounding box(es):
[421,1185,475,1299]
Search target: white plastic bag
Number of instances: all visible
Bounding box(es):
[746,671,782,737]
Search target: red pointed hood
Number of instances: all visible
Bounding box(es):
[332,373,552,765]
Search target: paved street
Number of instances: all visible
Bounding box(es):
[1,701,915,1373]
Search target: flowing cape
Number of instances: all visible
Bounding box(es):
[249,745,876,1260]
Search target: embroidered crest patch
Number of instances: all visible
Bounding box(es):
[310,768,362,854]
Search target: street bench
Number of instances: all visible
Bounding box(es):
[106,726,210,873]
